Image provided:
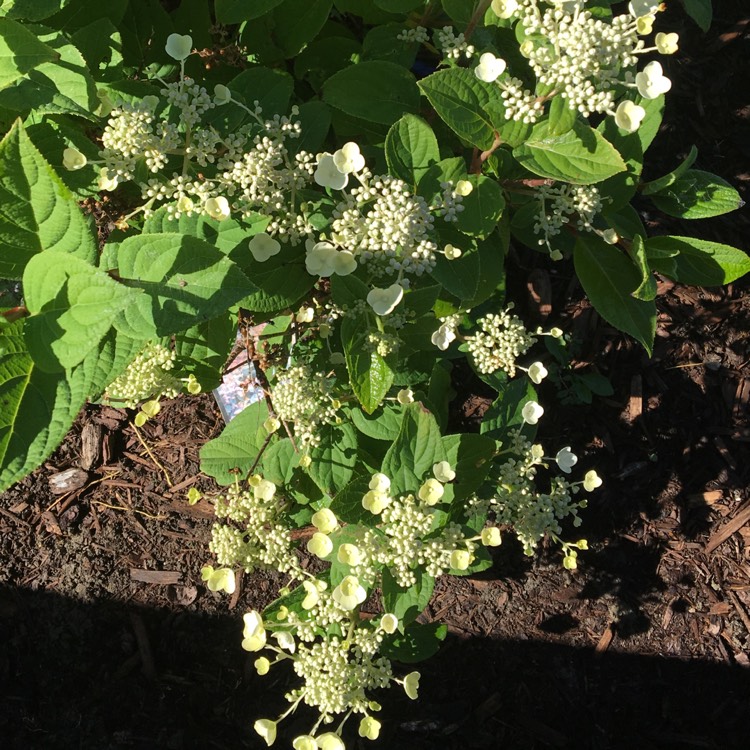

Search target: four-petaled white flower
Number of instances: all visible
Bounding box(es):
[431,323,456,351]
[200,565,236,594]
[614,100,646,133]
[307,531,333,558]
[481,527,502,547]
[491,0,519,19]
[249,233,281,262]
[63,147,87,171]
[272,631,295,653]
[369,473,391,493]
[312,508,338,534]
[332,249,357,276]
[450,549,472,570]
[367,284,404,316]
[418,478,445,506]
[337,543,363,566]
[165,33,192,61]
[583,469,603,491]
[475,52,507,83]
[253,719,277,747]
[359,716,381,740]
[636,61,671,100]
[555,446,578,474]
[296,306,315,324]
[314,153,348,190]
[333,142,365,174]
[362,489,391,515]
[454,179,473,197]
[521,400,544,425]
[98,167,118,192]
[397,388,414,405]
[444,244,462,260]
[242,611,267,652]
[332,575,367,610]
[655,32,679,55]
[404,671,421,700]
[528,361,548,385]
[205,196,231,221]
[432,461,455,483]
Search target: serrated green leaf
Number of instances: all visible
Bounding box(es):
[323,60,420,125]
[385,114,439,189]
[1,0,72,22]
[0,17,58,90]
[646,236,750,286]
[454,173,505,239]
[381,402,445,495]
[348,401,403,441]
[626,234,657,301]
[381,621,446,663]
[308,422,358,495]
[330,473,373,524]
[172,313,235,390]
[23,251,143,372]
[382,567,434,627]
[272,0,332,58]
[573,234,656,354]
[440,432,496,500]
[342,315,394,414]
[199,400,270,484]
[514,120,626,185]
[0,120,97,279]
[596,114,643,210]
[648,169,742,220]
[226,66,294,122]
[547,95,577,136]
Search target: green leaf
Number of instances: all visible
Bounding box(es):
[348,402,402,441]
[381,402,446,495]
[454,174,505,239]
[0,319,142,492]
[429,233,479,302]
[272,0,333,58]
[635,95,665,154]
[463,225,507,309]
[682,0,712,31]
[112,233,254,338]
[0,17,58,90]
[226,66,294,122]
[646,236,750,286]
[418,67,498,150]
[0,0,71,22]
[0,27,97,118]
[648,169,743,220]
[308,422,359,495]
[376,0,424,10]
[215,0,285,23]
[199,400,270,484]
[381,567,434,627]
[172,313,235,391]
[596,114,643,210]
[547,94,577,136]
[479,377,538,443]
[573,235,656,354]
[330,473,373,524]
[294,36,360,91]
[23,251,143,372]
[323,60,419,125]
[289,100,331,156]
[385,114,439,189]
[440,432,496,501]
[381,621,447,663]
[362,23,419,68]
[513,120,626,185]
[641,145,698,196]
[625,234,657,302]
[342,314,394,414]
[0,120,97,279]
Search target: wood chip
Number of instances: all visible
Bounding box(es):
[705,502,750,554]
[130,569,182,585]
[595,623,615,654]
[688,489,723,507]
[80,422,103,471]
[48,467,89,495]
[628,374,642,421]
[526,269,552,321]
[41,510,63,535]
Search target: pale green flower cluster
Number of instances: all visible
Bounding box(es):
[209,477,299,576]
[271,365,340,449]
[465,308,537,377]
[104,342,180,408]
[434,25,475,60]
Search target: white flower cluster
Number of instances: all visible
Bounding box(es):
[434,26,475,60]
[431,179,470,222]
[104,342,180,408]
[396,26,429,43]
[465,308,537,376]
[533,183,604,255]
[330,173,438,278]
[271,365,339,449]
[209,477,299,576]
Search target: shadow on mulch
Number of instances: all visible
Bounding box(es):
[1,586,748,750]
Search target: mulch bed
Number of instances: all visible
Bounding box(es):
[2,3,749,748]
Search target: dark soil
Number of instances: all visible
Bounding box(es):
[2,4,750,749]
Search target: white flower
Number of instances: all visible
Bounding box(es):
[200,565,236,594]
[614,100,646,133]
[369,473,391,493]
[316,733,345,750]
[655,32,679,55]
[292,736,317,750]
[214,84,231,105]
[62,147,87,170]
[555,446,578,474]
[528,361,548,384]
[272,631,296,653]
[521,400,544,425]
[444,244,462,260]
[254,657,271,675]
[362,490,391,515]
[312,508,338,534]
[177,195,194,214]
[333,142,365,174]
[628,0,659,18]
[249,233,281,262]
[337,543,363,566]
[450,549,472,570]
[263,417,281,433]
[359,716,381,740]
[367,284,404,316]
[242,611,267,651]
[432,461,455,483]
[253,719,277,747]
[475,52,507,83]
[404,671,420,700]
[204,196,231,221]
[454,180,473,197]
[306,241,338,276]
[307,532,333,559]
[481,527,502,547]
[332,249,357,276]
[296,306,315,324]
[636,13,655,35]
[418,478,445,506]
[530,443,545,462]
[301,580,320,610]
[97,167,118,191]
[253,478,276,502]
[165,33,192,61]
[380,613,399,634]
[431,323,456,351]
[636,61,672,100]
[314,153,348,190]
[583,469,603,492]
[332,575,367,610]
[550,327,564,339]
[491,0,519,19]
[397,388,414,405]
